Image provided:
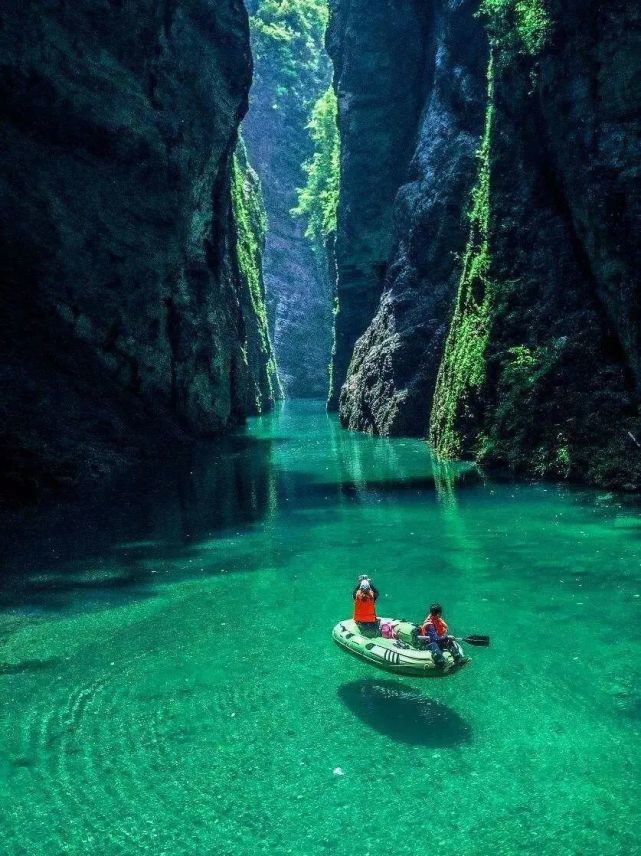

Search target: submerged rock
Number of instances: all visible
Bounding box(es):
[0,0,276,504]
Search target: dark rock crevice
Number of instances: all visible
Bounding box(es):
[533,127,636,403]
[536,1,641,398]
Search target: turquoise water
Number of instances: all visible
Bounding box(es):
[2,400,641,855]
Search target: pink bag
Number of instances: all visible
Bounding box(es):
[380,620,396,639]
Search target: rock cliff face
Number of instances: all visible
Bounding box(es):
[243,97,333,399]
[242,0,333,399]
[0,0,276,504]
[336,0,487,431]
[333,0,641,488]
[326,0,433,408]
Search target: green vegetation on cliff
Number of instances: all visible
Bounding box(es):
[480,0,550,56]
[430,1,551,461]
[231,142,268,324]
[291,85,340,403]
[231,138,282,405]
[292,87,340,246]
[430,56,496,458]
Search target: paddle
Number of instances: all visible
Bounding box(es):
[417,634,490,647]
[457,635,490,647]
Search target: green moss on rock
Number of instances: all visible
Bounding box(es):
[430,2,553,464]
[428,0,641,490]
[430,55,496,458]
[231,138,283,408]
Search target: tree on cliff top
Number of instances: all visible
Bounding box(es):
[250,0,329,112]
[292,86,340,247]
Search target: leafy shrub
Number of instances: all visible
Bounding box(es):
[292,87,340,245]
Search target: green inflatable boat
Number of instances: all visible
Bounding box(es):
[332,619,469,677]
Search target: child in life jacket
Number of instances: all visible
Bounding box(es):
[420,603,468,668]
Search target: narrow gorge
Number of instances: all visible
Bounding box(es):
[4,0,639,500]
[242,0,335,399]
[3,4,641,854]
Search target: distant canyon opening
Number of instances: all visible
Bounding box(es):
[242,0,337,400]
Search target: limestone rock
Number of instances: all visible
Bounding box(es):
[333,0,641,488]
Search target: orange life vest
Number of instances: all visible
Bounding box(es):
[423,614,448,637]
[354,591,377,623]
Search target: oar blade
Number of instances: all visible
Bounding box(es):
[462,635,490,647]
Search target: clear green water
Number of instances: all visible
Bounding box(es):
[2,400,641,855]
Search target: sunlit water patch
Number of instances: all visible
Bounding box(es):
[1,400,640,854]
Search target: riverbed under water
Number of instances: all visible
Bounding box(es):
[1,400,640,855]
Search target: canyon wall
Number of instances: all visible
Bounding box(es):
[0,0,277,504]
[332,0,641,488]
[334,0,488,431]
[326,0,433,408]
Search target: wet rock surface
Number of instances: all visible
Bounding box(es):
[337,0,487,434]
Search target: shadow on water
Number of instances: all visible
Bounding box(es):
[0,433,283,611]
[337,679,472,747]
[0,657,61,676]
[0,402,480,614]
[332,472,480,502]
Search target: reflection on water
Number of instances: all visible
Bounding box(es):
[0,433,280,610]
[0,401,476,612]
[338,679,472,747]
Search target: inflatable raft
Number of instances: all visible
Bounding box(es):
[332,618,469,677]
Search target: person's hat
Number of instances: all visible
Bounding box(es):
[359,579,371,591]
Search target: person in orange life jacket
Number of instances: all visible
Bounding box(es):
[353,576,380,635]
[420,603,468,668]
